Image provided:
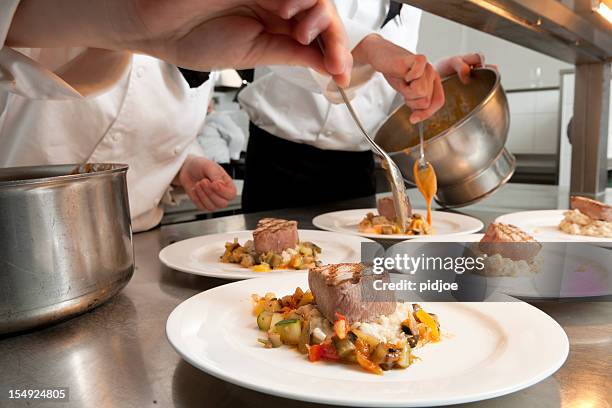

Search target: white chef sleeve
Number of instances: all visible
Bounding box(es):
[188,75,217,160]
[0,0,131,99]
[269,17,377,104]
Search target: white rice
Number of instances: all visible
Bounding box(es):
[351,302,410,344]
[280,247,298,264]
[559,209,612,238]
[479,254,542,277]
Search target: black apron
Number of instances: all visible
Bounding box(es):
[242,2,403,213]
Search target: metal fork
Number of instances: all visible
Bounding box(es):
[316,38,411,232]
[417,122,427,169]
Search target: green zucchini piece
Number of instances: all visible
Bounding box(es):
[396,344,412,368]
[257,311,273,331]
[268,332,282,348]
[275,319,302,345]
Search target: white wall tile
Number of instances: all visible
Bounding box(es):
[507,113,536,154]
[533,113,559,154]
[561,74,575,105]
[507,90,560,155]
[557,72,612,185]
[558,73,575,187]
[507,93,536,114]
[535,90,560,114]
[418,12,573,90]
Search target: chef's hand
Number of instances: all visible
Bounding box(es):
[353,34,444,124]
[435,53,496,84]
[7,0,352,87]
[177,156,237,211]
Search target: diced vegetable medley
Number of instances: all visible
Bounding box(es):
[221,240,321,271]
[358,213,432,236]
[251,288,441,375]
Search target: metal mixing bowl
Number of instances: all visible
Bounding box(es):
[0,164,134,335]
[374,67,515,207]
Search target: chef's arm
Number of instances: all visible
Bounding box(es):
[435,53,489,84]
[6,0,121,50]
[274,16,377,100]
[351,33,445,124]
[3,0,353,86]
[269,12,439,122]
[169,77,238,211]
[0,0,131,98]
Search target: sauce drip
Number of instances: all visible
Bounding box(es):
[413,161,437,226]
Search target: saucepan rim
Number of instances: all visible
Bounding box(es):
[378,66,502,154]
[0,163,129,187]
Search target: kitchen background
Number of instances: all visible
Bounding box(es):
[163,10,612,224]
[419,12,610,189]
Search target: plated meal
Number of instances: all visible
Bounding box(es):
[476,223,543,277]
[494,196,612,243]
[411,230,612,298]
[314,207,483,240]
[166,273,569,407]
[559,196,612,238]
[251,263,439,375]
[220,218,321,272]
[159,229,374,280]
[359,197,432,236]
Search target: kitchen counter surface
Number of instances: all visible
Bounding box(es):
[1,183,611,408]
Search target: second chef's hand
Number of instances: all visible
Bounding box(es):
[435,53,496,84]
[352,34,445,124]
[7,0,353,87]
[176,156,237,211]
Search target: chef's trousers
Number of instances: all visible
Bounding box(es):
[242,123,376,213]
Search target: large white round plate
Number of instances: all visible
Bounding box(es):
[495,210,612,243]
[312,209,483,240]
[159,230,374,280]
[166,274,569,407]
[409,234,612,298]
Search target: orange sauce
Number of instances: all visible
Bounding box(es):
[413,161,437,226]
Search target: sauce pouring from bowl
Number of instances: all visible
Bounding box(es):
[413,122,437,226]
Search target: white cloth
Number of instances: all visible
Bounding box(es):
[239,0,422,152]
[198,109,246,164]
[0,0,215,232]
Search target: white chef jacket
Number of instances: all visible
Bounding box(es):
[198,109,247,164]
[0,0,214,232]
[239,0,422,152]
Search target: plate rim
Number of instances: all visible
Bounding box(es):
[166,274,569,407]
[312,208,484,240]
[494,210,612,243]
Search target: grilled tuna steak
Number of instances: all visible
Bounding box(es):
[253,218,298,255]
[479,223,541,261]
[571,196,612,222]
[308,263,396,323]
[376,197,412,221]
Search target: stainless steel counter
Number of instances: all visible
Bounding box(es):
[1,184,611,408]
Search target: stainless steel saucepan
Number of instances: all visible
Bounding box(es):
[0,164,134,335]
[375,67,514,207]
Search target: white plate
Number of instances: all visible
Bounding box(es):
[409,234,612,298]
[166,274,569,407]
[495,210,612,243]
[312,209,484,240]
[159,230,374,280]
